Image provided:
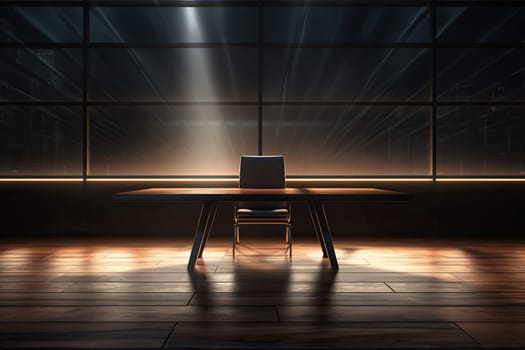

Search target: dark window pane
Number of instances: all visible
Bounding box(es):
[0,48,82,101]
[91,7,257,43]
[91,0,412,2]
[437,48,525,101]
[89,106,257,176]
[263,106,430,176]
[93,0,256,2]
[264,7,429,43]
[0,106,82,176]
[0,7,82,43]
[90,48,257,101]
[437,106,525,176]
[264,48,430,102]
[437,6,525,43]
[437,0,523,2]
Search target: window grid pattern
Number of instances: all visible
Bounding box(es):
[1,0,524,178]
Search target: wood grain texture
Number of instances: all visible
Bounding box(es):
[457,323,525,349]
[1,239,524,349]
[0,323,173,348]
[165,323,480,349]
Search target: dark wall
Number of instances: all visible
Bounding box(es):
[1,181,524,240]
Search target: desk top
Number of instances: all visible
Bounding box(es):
[113,187,411,202]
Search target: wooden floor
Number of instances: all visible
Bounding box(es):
[1,238,525,349]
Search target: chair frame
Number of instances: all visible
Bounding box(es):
[233,155,292,258]
[233,202,292,258]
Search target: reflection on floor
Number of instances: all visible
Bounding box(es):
[1,239,525,349]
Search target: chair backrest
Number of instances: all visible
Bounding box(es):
[239,155,286,189]
[238,155,287,210]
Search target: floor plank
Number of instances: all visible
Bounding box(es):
[190,292,525,306]
[0,306,278,322]
[457,323,525,349]
[0,322,173,348]
[0,292,193,306]
[387,282,525,293]
[278,305,525,323]
[165,323,481,349]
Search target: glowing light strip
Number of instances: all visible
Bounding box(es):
[88,177,434,182]
[0,178,83,182]
[86,178,235,182]
[1,178,524,183]
[288,178,433,182]
[436,178,525,182]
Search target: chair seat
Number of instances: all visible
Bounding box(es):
[236,208,290,219]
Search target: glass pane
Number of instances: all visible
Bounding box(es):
[92,0,257,2]
[437,0,522,3]
[0,7,82,43]
[437,6,525,43]
[92,0,426,2]
[437,48,525,101]
[90,48,257,101]
[91,7,257,43]
[92,0,418,2]
[89,106,257,176]
[0,106,82,176]
[264,7,429,43]
[0,48,82,101]
[437,106,525,176]
[263,48,431,102]
[263,105,430,176]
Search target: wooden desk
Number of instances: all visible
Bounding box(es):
[113,187,411,271]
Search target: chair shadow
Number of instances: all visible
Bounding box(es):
[189,247,337,318]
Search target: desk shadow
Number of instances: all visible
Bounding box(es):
[188,265,215,310]
[183,257,338,348]
[189,256,337,316]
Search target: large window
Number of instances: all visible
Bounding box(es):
[1,0,524,178]
[436,4,525,176]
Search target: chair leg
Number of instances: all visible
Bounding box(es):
[233,224,237,258]
[236,225,240,243]
[285,226,289,244]
[288,224,292,258]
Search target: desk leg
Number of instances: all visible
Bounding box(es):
[187,200,214,272]
[198,201,218,258]
[307,200,328,257]
[312,200,339,270]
